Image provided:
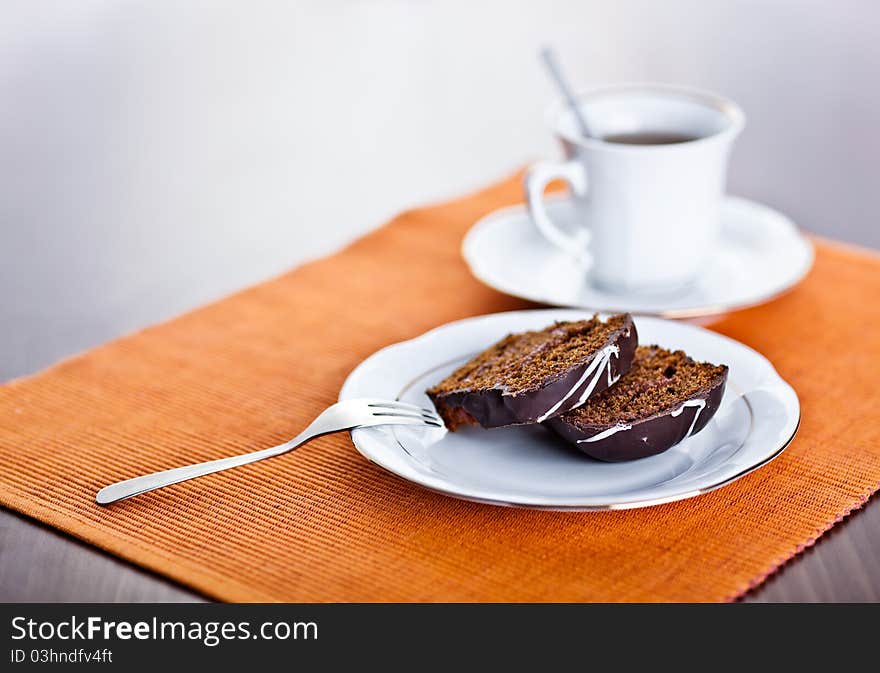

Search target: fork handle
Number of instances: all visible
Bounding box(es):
[95,434,306,505]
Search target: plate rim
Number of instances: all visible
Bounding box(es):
[340,309,801,511]
[461,195,815,319]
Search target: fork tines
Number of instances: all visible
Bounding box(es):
[367,400,443,426]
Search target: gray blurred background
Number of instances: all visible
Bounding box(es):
[1,0,878,381]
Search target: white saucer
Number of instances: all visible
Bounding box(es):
[340,310,800,510]
[462,196,813,318]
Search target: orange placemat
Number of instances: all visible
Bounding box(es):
[1,173,879,602]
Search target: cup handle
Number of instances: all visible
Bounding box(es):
[524,159,588,260]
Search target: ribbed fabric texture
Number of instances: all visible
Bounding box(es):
[1,173,878,602]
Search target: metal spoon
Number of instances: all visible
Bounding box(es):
[539,46,594,139]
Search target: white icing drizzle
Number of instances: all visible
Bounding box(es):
[576,423,632,444]
[536,345,619,423]
[670,399,707,439]
[577,398,707,446]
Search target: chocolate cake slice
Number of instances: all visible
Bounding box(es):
[546,345,728,461]
[426,314,637,430]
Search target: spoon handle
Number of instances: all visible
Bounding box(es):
[540,47,594,139]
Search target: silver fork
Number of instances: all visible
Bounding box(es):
[95,398,443,505]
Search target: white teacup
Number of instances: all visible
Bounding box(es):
[525,84,744,294]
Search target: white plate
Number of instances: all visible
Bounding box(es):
[340,310,800,510]
[462,196,814,318]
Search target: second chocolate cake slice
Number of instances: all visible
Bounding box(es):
[546,345,728,461]
[426,314,637,429]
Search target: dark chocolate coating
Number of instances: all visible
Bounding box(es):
[428,317,638,429]
[546,370,728,461]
